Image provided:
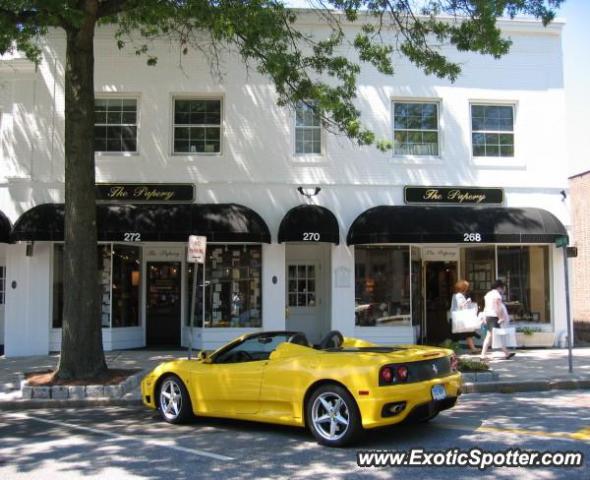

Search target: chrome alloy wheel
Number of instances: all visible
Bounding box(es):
[159,378,183,421]
[311,392,350,441]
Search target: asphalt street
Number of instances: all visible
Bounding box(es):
[0,391,588,479]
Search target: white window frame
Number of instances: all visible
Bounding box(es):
[387,96,445,166]
[469,101,521,167]
[390,98,441,159]
[171,95,223,156]
[94,94,140,156]
[287,263,318,308]
[293,100,324,158]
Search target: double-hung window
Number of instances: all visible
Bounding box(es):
[295,101,322,155]
[94,98,138,153]
[393,101,439,156]
[471,104,514,157]
[173,99,221,154]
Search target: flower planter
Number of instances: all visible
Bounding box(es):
[516,331,555,348]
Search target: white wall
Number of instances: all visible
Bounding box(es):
[331,244,355,337]
[0,16,570,354]
[4,243,52,356]
[0,244,5,346]
[1,19,567,207]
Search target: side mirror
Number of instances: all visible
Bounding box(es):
[197,351,211,363]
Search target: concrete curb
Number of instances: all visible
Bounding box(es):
[460,371,500,383]
[462,377,590,394]
[0,397,142,411]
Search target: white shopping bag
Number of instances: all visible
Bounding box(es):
[492,326,517,348]
[451,305,480,333]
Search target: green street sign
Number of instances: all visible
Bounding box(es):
[555,236,568,248]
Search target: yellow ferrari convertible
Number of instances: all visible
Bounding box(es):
[141,330,461,447]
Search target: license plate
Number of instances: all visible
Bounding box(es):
[432,384,446,401]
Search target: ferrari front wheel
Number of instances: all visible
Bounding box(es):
[307,384,362,447]
[158,375,192,424]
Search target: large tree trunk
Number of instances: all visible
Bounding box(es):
[56,12,107,379]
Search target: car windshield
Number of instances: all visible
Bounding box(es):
[214,333,295,363]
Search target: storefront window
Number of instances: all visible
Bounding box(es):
[498,246,550,323]
[52,244,112,328]
[111,245,141,327]
[460,246,495,309]
[355,246,411,326]
[187,245,262,328]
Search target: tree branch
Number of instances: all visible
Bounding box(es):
[0,8,39,25]
[97,0,131,18]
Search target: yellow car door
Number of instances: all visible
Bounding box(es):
[192,360,266,415]
[191,335,271,415]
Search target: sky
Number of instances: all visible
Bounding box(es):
[288,1,590,177]
[560,1,590,176]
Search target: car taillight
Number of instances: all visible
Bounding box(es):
[397,366,408,382]
[380,366,393,384]
[450,353,459,372]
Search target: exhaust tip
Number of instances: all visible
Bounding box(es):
[381,401,407,418]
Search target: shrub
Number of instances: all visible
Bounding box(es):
[458,358,490,372]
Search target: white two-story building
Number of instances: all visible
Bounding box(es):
[0,14,571,356]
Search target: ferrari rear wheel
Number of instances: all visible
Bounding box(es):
[158,375,192,424]
[307,384,361,447]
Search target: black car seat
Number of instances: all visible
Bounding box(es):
[287,332,310,347]
[316,330,344,349]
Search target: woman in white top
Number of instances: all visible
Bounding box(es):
[450,280,478,353]
[480,280,516,361]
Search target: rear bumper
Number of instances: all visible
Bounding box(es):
[357,373,462,429]
[402,396,458,423]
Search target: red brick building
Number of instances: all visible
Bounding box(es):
[570,170,590,342]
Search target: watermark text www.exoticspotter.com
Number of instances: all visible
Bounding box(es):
[357,448,584,470]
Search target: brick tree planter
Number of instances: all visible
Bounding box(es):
[19,370,144,401]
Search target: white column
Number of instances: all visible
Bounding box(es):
[0,244,5,346]
[330,243,355,337]
[5,243,51,356]
[262,243,286,331]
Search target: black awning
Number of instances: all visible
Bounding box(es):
[10,204,64,241]
[278,205,339,244]
[0,210,11,243]
[191,203,271,243]
[347,206,568,245]
[98,204,192,242]
[11,203,271,243]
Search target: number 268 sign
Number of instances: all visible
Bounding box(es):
[463,233,482,242]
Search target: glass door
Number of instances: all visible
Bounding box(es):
[286,263,320,343]
[424,261,457,345]
[146,262,181,346]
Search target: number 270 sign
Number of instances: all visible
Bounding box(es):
[187,235,207,264]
